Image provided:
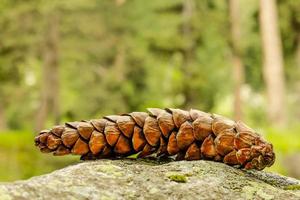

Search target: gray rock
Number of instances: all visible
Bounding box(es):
[0,159,300,200]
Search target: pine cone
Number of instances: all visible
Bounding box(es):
[34,108,275,170]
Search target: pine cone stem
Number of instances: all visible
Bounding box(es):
[34,108,275,170]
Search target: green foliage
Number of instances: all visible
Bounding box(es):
[0,0,299,181]
[0,131,78,181]
[284,184,300,190]
[264,125,300,175]
[0,0,298,128]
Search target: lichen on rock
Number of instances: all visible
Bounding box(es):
[166,172,188,183]
[0,160,299,200]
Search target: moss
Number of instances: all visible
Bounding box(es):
[96,164,124,177]
[166,173,187,183]
[241,181,277,200]
[284,184,300,190]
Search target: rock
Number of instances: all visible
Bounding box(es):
[0,159,300,200]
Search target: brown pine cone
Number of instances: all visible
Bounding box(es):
[34,108,275,170]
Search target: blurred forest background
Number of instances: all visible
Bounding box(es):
[0,0,300,181]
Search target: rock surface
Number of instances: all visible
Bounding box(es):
[0,159,300,200]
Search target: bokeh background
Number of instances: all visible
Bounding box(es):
[0,0,300,181]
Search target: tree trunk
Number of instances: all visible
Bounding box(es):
[113,43,125,83]
[296,33,300,72]
[229,0,245,121]
[182,0,195,108]
[35,13,60,131]
[295,33,300,119]
[0,101,7,131]
[114,0,126,83]
[259,0,286,126]
[115,0,126,6]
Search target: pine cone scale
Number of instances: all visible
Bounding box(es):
[157,137,168,156]
[201,135,217,158]
[157,111,174,138]
[192,116,213,141]
[89,130,106,155]
[132,126,146,152]
[53,145,70,156]
[116,116,135,138]
[143,116,161,146]
[129,112,148,127]
[167,131,180,155]
[223,150,239,165]
[214,131,235,156]
[61,128,79,147]
[168,108,191,128]
[77,122,94,140]
[185,143,201,160]
[114,134,131,155]
[104,122,121,146]
[90,119,107,133]
[51,125,65,137]
[176,121,195,150]
[72,138,89,155]
[46,134,61,150]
